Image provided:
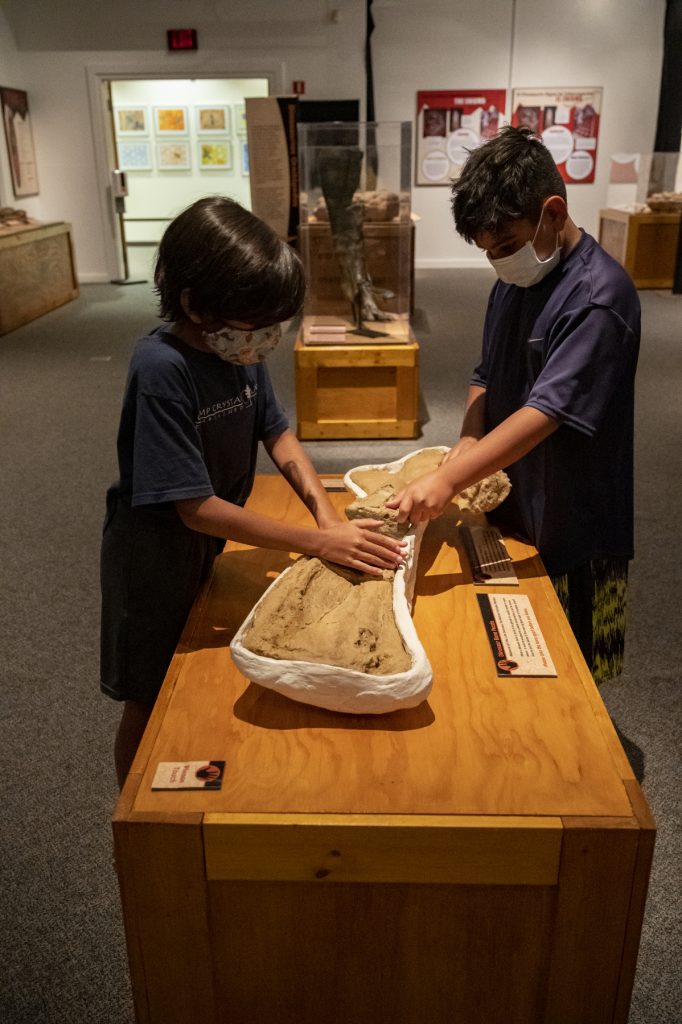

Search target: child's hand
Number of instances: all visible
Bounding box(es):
[385,471,456,525]
[316,520,408,576]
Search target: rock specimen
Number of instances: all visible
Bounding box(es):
[242,556,410,676]
[347,446,511,520]
[457,471,512,513]
[232,447,512,712]
[345,484,410,538]
[347,446,445,498]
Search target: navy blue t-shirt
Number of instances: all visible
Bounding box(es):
[471,231,640,576]
[112,327,289,516]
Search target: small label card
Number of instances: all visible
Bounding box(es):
[151,760,226,790]
[477,593,557,677]
[322,476,348,492]
[461,525,518,585]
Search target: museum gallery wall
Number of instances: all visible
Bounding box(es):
[0,0,671,279]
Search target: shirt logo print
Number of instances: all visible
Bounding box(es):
[196,383,257,426]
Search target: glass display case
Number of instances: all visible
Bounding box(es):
[607,151,682,211]
[297,121,413,343]
[601,151,681,289]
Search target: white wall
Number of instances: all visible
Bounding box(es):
[0,0,668,278]
[373,0,667,267]
[0,7,42,220]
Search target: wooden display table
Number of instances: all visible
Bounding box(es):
[599,206,681,288]
[114,476,654,1024]
[295,325,419,439]
[0,220,78,334]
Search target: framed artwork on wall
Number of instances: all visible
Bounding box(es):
[114,107,149,136]
[198,139,233,170]
[156,140,191,170]
[240,140,249,176]
[0,85,39,198]
[117,141,153,171]
[234,103,247,136]
[153,106,189,134]
[196,105,231,135]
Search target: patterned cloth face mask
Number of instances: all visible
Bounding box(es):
[202,322,282,364]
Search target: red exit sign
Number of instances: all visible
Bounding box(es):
[167,29,198,51]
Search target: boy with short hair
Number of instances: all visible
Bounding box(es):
[388,126,640,683]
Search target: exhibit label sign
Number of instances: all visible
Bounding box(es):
[245,96,299,241]
[415,89,507,186]
[511,87,602,184]
[477,593,557,677]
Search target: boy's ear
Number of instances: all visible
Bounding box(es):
[180,288,202,324]
[544,195,568,232]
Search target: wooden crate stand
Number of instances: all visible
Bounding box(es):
[0,221,79,335]
[599,207,681,288]
[294,332,419,439]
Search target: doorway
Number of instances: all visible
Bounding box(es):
[108,77,269,280]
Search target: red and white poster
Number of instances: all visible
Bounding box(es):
[511,87,602,185]
[415,89,507,186]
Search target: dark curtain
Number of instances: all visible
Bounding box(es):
[366,0,375,122]
[650,0,682,290]
[653,0,682,152]
[365,0,378,185]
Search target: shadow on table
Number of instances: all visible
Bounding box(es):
[233,684,435,732]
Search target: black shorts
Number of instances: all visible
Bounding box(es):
[100,491,223,706]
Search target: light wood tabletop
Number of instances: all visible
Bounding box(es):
[125,474,634,821]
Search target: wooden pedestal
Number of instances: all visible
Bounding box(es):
[0,221,79,334]
[599,207,681,288]
[113,477,655,1024]
[294,329,419,439]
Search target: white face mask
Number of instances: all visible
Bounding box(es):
[202,322,281,364]
[488,207,561,287]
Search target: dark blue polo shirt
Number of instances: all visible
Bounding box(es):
[471,231,640,576]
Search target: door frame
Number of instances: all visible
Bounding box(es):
[85,58,284,280]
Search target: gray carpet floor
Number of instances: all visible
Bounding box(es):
[0,272,680,1023]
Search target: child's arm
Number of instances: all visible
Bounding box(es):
[262,428,344,529]
[175,493,406,577]
[442,385,487,463]
[386,405,559,524]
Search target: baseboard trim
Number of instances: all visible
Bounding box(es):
[78,272,117,284]
[415,258,494,270]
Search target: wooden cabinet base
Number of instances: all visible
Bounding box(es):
[0,221,79,334]
[113,478,654,1024]
[599,207,681,288]
[294,331,419,439]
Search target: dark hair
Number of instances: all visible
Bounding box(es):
[451,126,567,243]
[154,196,305,326]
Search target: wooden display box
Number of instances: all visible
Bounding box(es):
[0,221,79,335]
[294,328,419,439]
[113,477,655,1024]
[298,220,415,316]
[599,207,681,288]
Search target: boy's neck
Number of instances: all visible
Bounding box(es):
[561,217,582,257]
[168,319,213,353]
